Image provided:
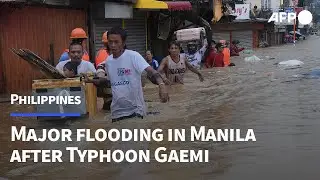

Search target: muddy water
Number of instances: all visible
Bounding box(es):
[1,37,320,180]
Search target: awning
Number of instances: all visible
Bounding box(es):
[134,0,192,11]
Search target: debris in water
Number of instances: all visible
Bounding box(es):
[147,111,160,115]
[292,75,301,78]
[278,60,304,66]
[276,60,304,70]
[243,49,253,54]
[265,56,275,60]
[244,55,261,63]
[248,70,256,74]
[300,69,320,79]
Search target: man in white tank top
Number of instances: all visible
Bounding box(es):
[157,41,204,84]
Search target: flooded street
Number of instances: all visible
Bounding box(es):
[1,37,320,180]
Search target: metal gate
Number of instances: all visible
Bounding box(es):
[231,30,253,49]
[124,11,147,55]
[93,19,122,54]
[0,64,4,93]
[0,5,86,93]
[212,31,230,43]
[93,11,147,56]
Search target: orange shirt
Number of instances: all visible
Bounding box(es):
[222,48,230,66]
[95,48,109,66]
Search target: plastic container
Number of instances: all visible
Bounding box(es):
[175,27,206,42]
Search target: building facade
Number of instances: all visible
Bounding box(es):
[0,0,193,94]
[0,0,87,94]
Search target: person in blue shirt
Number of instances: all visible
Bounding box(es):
[145,50,159,70]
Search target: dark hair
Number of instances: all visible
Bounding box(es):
[168,41,180,49]
[63,61,78,75]
[69,41,83,51]
[71,38,85,44]
[146,50,153,54]
[215,43,223,49]
[232,40,240,44]
[107,27,127,42]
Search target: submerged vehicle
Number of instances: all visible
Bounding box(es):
[289,31,306,40]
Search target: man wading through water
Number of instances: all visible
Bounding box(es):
[56,41,96,75]
[82,27,169,122]
[157,41,204,84]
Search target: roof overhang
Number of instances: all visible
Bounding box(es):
[134,0,192,11]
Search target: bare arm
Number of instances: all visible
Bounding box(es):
[91,77,111,87]
[145,66,165,85]
[157,57,168,78]
[81,74,111,88]
[156,58,171,85]
[145,66,169,103]
[185,60,204,82]
[185,60,201,76]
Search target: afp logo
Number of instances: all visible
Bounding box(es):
[117,68,131,76]
[268,10,313,25]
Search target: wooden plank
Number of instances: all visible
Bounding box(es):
[32,78,83,89]
[85,83,97,117]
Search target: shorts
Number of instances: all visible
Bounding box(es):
[111,113,143,123]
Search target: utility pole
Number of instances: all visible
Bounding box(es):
[293,0,298,43]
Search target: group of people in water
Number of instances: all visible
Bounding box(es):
[144,39,245,72]
[55,26,244,122]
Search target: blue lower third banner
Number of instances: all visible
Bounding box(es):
[10,113,81,117]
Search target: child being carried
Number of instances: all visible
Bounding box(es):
[63,61,79,78]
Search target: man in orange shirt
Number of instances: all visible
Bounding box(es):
[59,28,90,62]
[95,31,111,111]
[95,31,109,67]
[220,40,230,66]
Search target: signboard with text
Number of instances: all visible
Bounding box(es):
[235,4,250,20]
[285,7,294,13]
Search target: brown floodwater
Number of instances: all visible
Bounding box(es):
[1,37,320,180]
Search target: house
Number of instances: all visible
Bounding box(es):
[211,1,270,49]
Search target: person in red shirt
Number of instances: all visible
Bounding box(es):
[230,40,245,56]
[206,43,224,68]
[205,44,216,68]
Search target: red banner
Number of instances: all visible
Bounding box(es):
[295,7,303,15]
